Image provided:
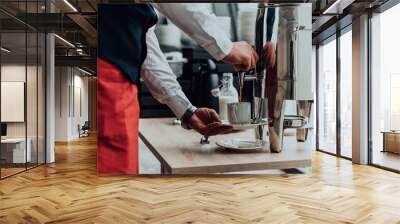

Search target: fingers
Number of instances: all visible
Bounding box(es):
[195,108,220,124]
[242,44,256,71]
[251,50,258,69]
[208,109,221,123]
[249,44,258,69]
[194,121,234,137]
[188,114,205,132]
[190,107,234,136]
[251,52,257,69]
[202,123,233,136]
[235,64,250,72]
[224,42,258,72]
[198,122,222,136]
[191,120,236,136]
[217,125,235,135]
[236,53,252,71]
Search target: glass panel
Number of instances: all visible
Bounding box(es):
[318,37,337,154]
[340,29,352,158]
[26,0,40,169]
[27,30,38,169]
[34,0,46,165]
[0,1,46,178]
[1,31,28,177]
[312,46,317,149]
[371,4,400,171]
[38,32,45,165]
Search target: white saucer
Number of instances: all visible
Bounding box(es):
[216,139,267,152]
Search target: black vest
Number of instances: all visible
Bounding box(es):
[98,4,158,83]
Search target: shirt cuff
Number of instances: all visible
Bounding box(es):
[163,93,195,119]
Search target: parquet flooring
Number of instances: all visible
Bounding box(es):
[1,167,26,178]
[1,135,400,223]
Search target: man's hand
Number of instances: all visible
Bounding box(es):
[222,41,258,71]
[188,108,233,136]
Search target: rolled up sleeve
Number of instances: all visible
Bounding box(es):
[152,3,233,61]
[141,28,193,118]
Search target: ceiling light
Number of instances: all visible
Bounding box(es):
[78,67,93,76]
[1,47,11,53]
[54,34,75,48]
[76,48,86,55]
[322,0,351,15]
[63,0,78,12]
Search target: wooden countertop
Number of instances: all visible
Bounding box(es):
[139,118,312,174]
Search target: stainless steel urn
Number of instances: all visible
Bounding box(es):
[253,3,313,153]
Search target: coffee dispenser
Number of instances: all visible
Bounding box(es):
[253,3,313,153]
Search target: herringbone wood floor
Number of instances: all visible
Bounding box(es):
[1,135,400,224]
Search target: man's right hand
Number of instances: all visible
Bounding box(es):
[222,41,258,71]
[188,108,233,137]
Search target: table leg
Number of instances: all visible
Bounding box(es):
[160,162,171,175]
[382,133,386,152]
[161,164,165,175]
[282,167,312,175]
[282,168,303,174]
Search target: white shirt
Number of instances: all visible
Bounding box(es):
[141,3,233,118]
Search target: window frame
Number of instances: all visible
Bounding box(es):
[367,1,400,173]
[315,24,353,161]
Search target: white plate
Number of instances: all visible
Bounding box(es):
[216,139,267,152]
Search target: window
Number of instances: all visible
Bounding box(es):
[317,37,337,154]
[370,3,400,171]
[340,29,352,158]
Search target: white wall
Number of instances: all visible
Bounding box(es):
[1,63,46,164]
[55,67,89,141]
[1,65,39,137]
[71,73,89,138]
[1,65,26,140]
[55,67,70,141]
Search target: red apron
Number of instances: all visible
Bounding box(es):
[97,58,140,174]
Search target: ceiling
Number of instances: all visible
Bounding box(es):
[0,0,394,72]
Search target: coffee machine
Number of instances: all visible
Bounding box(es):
[252,3,313,153]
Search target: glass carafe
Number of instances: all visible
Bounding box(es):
[219,73,238,121]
